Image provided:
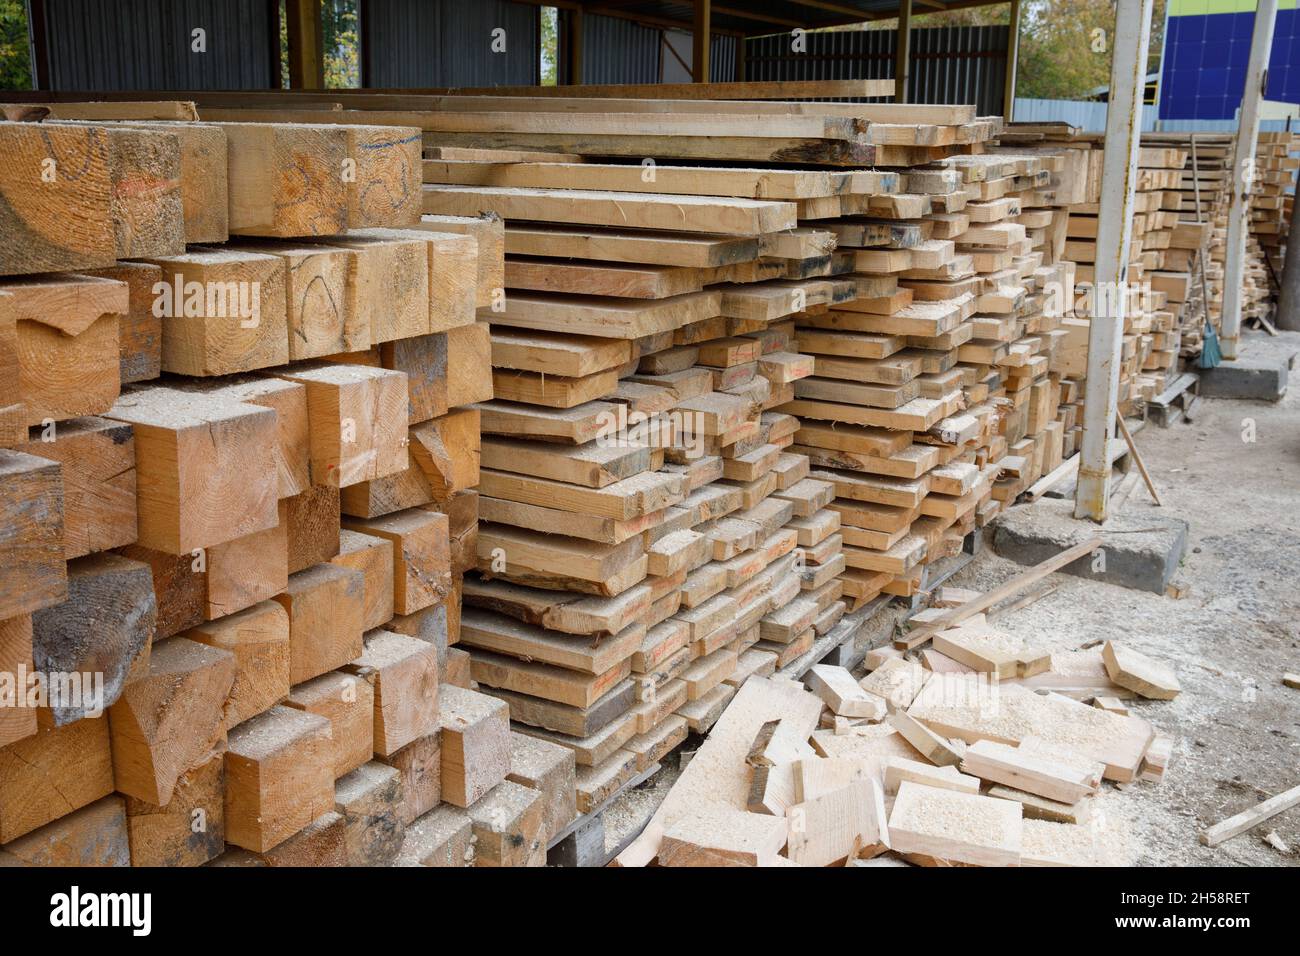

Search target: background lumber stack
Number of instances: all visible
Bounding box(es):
[1250,130,1299,308]
[0,113,577,869]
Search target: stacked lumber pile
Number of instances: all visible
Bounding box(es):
[791,146,1078,599]
[424,156,853,813]
[0,114,574,869]
[1251,130,1300,303]
[616,582,1180,867]
[414,98,1094,773]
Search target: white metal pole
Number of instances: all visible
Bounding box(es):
[1074,0,1154,522]
[1221,0,1278,359]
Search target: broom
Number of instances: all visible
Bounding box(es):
[1191,135,1223,369]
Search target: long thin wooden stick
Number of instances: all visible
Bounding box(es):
[896,537,1104,649]
[1201,782,1300,846]
[1115,413,1161,506]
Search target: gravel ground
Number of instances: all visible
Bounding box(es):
[603,368,1300,866]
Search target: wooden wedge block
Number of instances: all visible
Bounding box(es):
[508,731,578,843]
[439,685,511,808]
[17,417,134,560]
[0,714,114,844]
[32,552,156,725]
[80,262,163,384]
[107,386,279,554]
[334,761,406,866]
[467,779,546,867]
[0,449,66,617]
[343,508,451,615]
[284,669,375,779]
[345,630,440,758]
[1102,641,1180,700]
[960,738,1103,804]
[410,408,481,504]
[184,600,291,729]
[378,731,442,824]
[224,705,335,853]
[108,636,236,804]
[806,664,887,720]
[142,248,289,375]
[883,756,981,795]
[273,563,365,685]
[275,363,408,488]
[124,748,226,867]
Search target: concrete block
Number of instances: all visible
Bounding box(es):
[992,498,1187,595]
[1200,331,1297,401]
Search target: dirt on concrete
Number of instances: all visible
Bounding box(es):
[603,356,1300,866]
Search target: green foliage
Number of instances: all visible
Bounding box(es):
[837,0,1168,102]
[0,0,33,91]
[540,7,557,86]
[322,0,359,89]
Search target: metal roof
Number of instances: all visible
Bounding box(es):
[569,0,1011,38]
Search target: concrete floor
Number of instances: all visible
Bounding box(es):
[604,342,1300,866]
[949,364,1300,866]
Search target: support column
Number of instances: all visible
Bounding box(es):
[1074,0,1154,523]
[1222,0,1279,357]
[1004,0,1022,122]
[735,34,747,82]
[895,0,912,104]
[285,0,324,90]
[693,0,711,83]
[565,8,584,86]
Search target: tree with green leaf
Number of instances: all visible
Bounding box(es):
[0,0,33,90]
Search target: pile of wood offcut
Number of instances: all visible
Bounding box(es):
[617,583,1180,867]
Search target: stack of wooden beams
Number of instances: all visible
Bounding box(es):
[0,113,575,869]
[616,592,1180,867]
[1251,130,1300,305]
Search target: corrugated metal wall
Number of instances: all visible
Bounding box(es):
[582,14,659,84]
[579,15,735,85]
[35,0,276,90]
[363,0,538,88]
[746,25,1008,114]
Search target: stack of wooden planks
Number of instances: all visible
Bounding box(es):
[617,589,1180,867]
[1251,130,1299,305]
[0,113,580,869]
[430,161,851,813]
